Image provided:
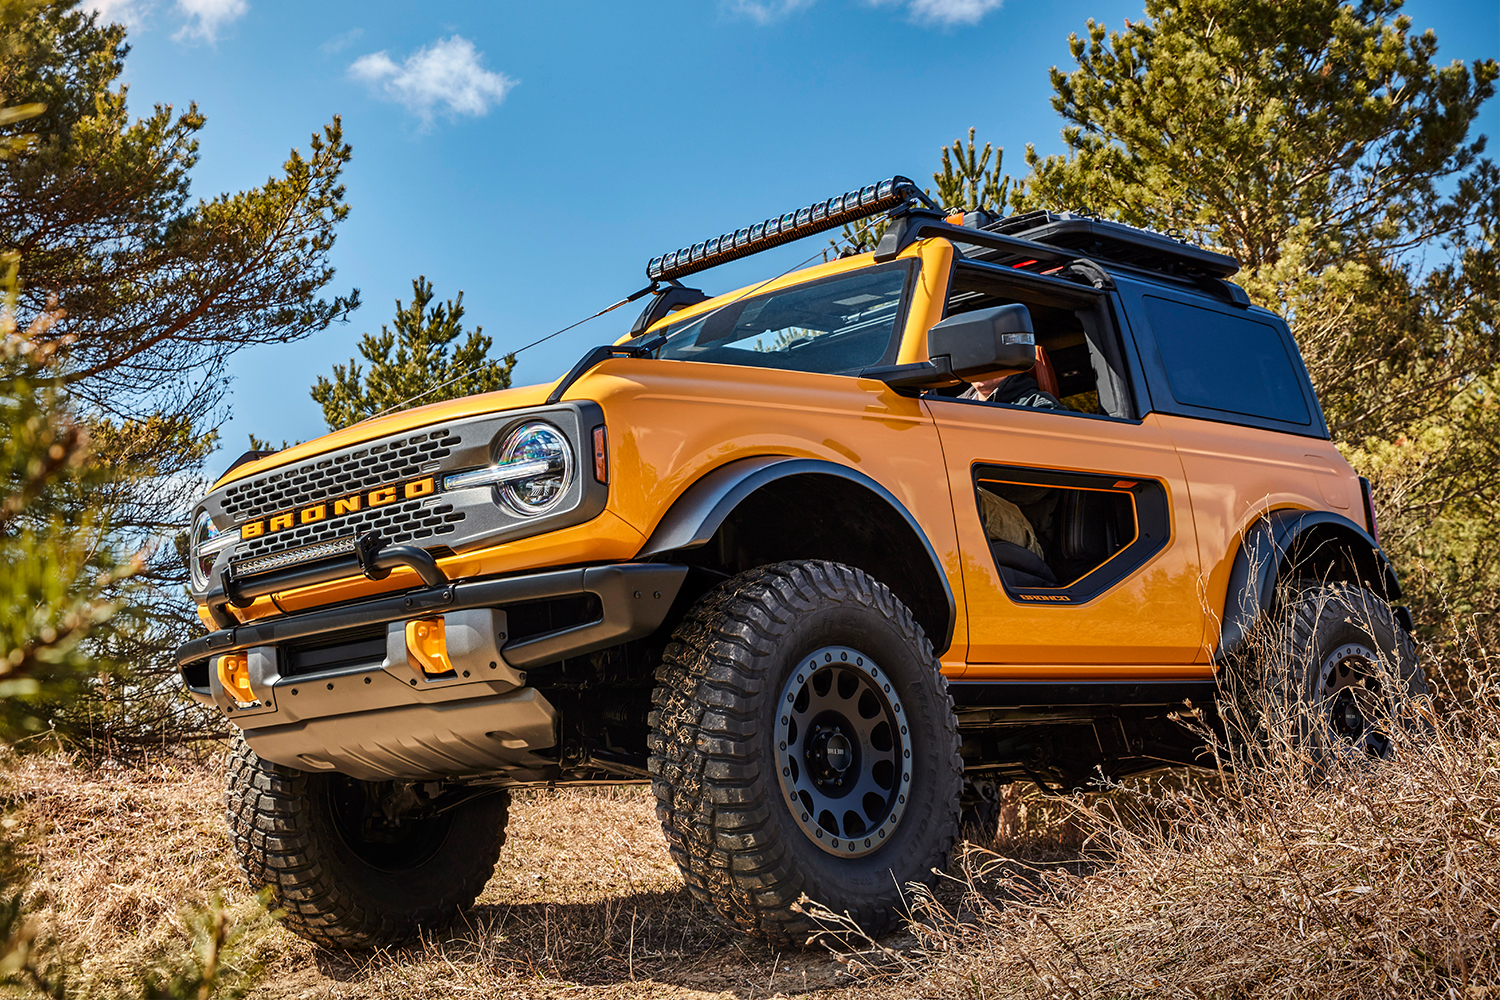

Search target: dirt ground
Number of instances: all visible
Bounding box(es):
[261,784,874,1000]
[9,754,947,999]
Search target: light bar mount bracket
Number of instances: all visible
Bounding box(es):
[873,207,1078,266]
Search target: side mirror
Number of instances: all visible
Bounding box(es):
[927,303,1036,381]
[859,302,1037,392]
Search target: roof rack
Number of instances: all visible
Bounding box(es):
[636,175,1244,327]
[874,205,1239,280]
[988,211,1238,279]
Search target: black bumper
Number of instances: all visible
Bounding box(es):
[177,561,690,681]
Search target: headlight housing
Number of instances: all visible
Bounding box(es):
[443,421,575,517]
[189,509,236,589]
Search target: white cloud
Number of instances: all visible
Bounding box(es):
[733,0,1003,27]
[726,0,816,24]
[904,0,1003,26]
[349,36,516,124]
[81,0,151,30]
[172,0,248,43]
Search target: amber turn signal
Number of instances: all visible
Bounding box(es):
[592,425,608,484]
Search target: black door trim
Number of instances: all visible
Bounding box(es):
[973,463,1171,606]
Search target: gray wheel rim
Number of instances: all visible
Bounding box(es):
[1318,642,1393,758]
[773,645,912,858]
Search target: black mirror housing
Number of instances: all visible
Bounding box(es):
[927,304,1036,380]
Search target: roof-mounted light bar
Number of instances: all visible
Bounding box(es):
[646,176,925,282]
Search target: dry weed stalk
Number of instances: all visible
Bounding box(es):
[830,605,1500,999]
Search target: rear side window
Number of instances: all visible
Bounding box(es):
[1143,296,1310,425]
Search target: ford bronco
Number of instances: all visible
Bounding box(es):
[177,177,1427,947]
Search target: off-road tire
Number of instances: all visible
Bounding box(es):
[225,737,509,948]
[648,560,962,946]
[1250,582,1430,764]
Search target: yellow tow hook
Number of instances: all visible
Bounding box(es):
[216,652,256,706]
[406,616,455,677]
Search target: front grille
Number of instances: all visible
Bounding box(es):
[236,498,465,564]
[221,428,462,522]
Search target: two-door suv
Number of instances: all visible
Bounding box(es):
[178,177,1427,948]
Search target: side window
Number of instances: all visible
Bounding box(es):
[940,266,1135,419]
[974,467,1170,602]
[1143,296,1310,426]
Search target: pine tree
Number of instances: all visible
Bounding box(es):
[835,127,1016,254]
[312,276,515,430]
[0,0,359,750]
[934,127,1011,216]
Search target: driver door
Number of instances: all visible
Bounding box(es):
[925,267,1207,674]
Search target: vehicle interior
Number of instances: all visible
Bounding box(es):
[977,478,1136,590]
[652,263,912,375]
[935,262,1135,420]
[934,263,1145,593]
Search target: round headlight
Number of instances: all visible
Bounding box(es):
[497,422,574,516]
[190,509,219,590]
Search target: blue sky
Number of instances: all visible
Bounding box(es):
[89,0,1499,466]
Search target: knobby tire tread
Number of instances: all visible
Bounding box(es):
[225,737,508,949]
[648,560,962,946]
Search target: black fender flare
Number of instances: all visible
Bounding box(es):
[1218,508,1404,662]
[637,455,957,653]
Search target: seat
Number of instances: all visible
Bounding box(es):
[1033,344,1060,398]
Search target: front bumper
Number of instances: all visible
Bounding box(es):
[177,562,688,780]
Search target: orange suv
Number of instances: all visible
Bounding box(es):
[178,177,1427,948]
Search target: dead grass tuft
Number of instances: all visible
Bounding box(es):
[857,682,1500,997]
[1,748,315,995]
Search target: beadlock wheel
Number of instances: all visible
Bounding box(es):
[1251,582,1431,766]
[1318,641,1393,758]
[648,560,962,946]
[774,645,912,858]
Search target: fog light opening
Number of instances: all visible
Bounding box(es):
[216,653,257,707]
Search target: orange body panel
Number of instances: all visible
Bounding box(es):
[926,399,1207,669]
[1156,413,1361,660]
[197,235,1361,684]
[558,358,969,664]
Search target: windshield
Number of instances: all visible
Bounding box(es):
[650,263,912,376]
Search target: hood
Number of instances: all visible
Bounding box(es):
[213,380,559,489]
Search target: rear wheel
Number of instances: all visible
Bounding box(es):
[1254,582,1430,765]
[225,737,509,948]
[648,560,962,945]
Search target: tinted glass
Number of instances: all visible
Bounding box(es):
[653,266,908,376]
[1144,296,1310,425]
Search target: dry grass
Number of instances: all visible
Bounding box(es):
[7,657,1499,997]
[844,677,1500,997]
[1,750,312,995]
[2,755,868,998]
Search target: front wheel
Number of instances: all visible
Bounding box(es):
[225,738,510,948]
[648,561,962,945]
